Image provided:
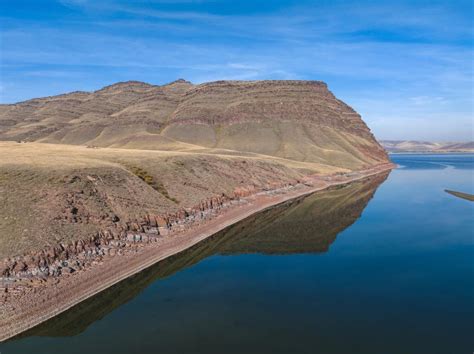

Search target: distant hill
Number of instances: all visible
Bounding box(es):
[0,79,388,170]
[380,140,474,153]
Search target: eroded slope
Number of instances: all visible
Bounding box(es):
[0,80,388,170]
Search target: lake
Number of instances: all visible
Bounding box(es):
[1,154,473,354]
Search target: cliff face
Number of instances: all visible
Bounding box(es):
[0,80,388,170]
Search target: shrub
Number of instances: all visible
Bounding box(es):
[128,166,179,204]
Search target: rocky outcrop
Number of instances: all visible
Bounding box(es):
[0,180,298,281]
[173,80,369,135]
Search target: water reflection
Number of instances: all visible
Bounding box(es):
[17,172,389,339]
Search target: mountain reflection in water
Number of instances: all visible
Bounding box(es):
[17,172,389,339]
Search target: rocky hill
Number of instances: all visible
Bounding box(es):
[380,140,474,153]
[0,79,388,170]
[0,79,391,266]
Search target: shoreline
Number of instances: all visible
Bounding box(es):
[0,163,394,342]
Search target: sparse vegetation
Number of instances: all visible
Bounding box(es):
[128,166,179,203]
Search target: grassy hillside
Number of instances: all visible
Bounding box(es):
[0,141,345,259]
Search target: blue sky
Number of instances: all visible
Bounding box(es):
[0,0,472,141]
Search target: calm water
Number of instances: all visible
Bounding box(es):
[2,154,473,354]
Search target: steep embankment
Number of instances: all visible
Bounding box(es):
[0,80,388,170]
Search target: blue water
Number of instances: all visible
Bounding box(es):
[2,154,473,354]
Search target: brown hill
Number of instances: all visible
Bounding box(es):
[0,80,387,170]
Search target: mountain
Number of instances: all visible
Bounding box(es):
[0,80,391,261]
[0,80,388,170]
[380,140,474,153]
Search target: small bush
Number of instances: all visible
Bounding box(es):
[128,166,179,204]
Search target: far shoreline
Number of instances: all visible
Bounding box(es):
[388,151,474,155]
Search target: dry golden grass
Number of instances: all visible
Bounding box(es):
[0,141,346,259]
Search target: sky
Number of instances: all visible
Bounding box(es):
[0,0,472,141]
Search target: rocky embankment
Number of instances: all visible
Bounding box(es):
[0,182,285,282]
[0,163,393,286]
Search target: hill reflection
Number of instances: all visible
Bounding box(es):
[16,172,389,339]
